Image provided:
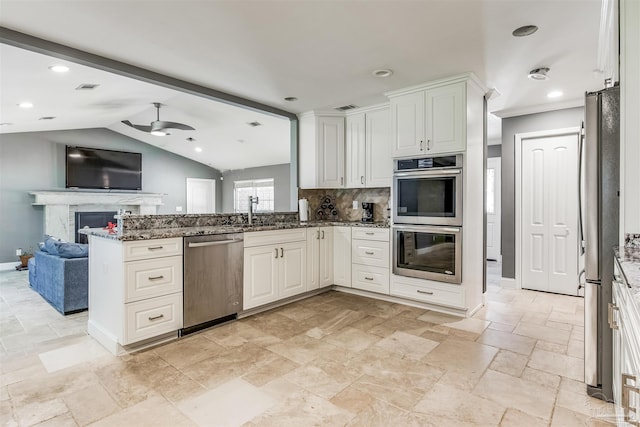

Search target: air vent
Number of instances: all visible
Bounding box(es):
[39,116,56,120]
[76,83,100,90]
[247,121,262,127]
[335,104,358,111]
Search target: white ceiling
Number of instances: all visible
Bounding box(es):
[0,0,604,154]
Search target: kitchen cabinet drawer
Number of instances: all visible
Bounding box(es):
[390,277,464,308]
[123,238,183,261]
[352,227,389,242]
[244,228,306,248]
[124,292,183,344]
[352,240,389,267]
[125,256,183,303]
[352,265,389,294]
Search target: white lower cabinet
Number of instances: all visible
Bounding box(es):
[333,226,352,287]
[611,260,640,426]
[243,229,307,310]
[307,227,334,291]
[390,275,465,309]
[351,227,389,295]
[87,236,184,354]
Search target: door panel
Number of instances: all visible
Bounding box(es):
[391,92,424,157]
[521,133,579,295]
[280,242,307,298]
[243,246,278,309]
[486,157,501,261]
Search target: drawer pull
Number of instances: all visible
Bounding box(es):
[608,302,619,330]
[417,290,434,295]
[365,232,375,235]
[364,276,374,281]
[148,314,164,321]
[622,374,640,425]
[148,275,164,281]
[365,251,375,255]
[147,246,164,250]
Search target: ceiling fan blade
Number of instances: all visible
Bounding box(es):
[121,120,152,132]
[152,120,195,131]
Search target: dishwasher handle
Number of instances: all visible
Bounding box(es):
[188,239,242,248]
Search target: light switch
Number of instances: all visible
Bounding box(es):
[176,206,183,212]
[352,201,359,209]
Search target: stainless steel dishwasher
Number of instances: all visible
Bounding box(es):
[182,233,243,335]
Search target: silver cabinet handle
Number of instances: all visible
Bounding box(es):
[316,230,320,240]
[365,232,374,235]
[419,140,424,151]
[417,290,434,295]
[608,302,619,330]
[148,275,164,281]
[427,139,431,150]
[361,176,364,185]
[365,251,375,255]
[147,246,163,250]
[364,277,374,281]
[274,248,279,259]
[280,247,284,258]
[622,374,640,425]
[148,314,164,321]
[340,177,344,186]
[321,230,325,239]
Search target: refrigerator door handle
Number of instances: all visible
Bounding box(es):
[578,121,585,255]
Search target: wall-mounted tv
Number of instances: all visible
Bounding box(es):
[66,146,142,191]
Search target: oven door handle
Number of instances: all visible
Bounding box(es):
[393,169,462,178]
[392,225,461,234]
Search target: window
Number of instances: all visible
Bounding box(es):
[234,178,275,213]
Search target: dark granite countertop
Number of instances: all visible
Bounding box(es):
[614,245,640,309]
[79,220,389,241]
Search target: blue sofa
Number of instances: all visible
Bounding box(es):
[28,250,88,314]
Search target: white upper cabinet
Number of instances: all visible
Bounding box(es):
[389,80,467,157]
[346,106,392,188]
[299,113,345,189]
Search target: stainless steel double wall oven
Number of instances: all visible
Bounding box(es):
[392,154,463,284]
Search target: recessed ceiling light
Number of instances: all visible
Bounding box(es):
[18,102,34,109]
[284,97,298,102]
[195,147,203,153]
[372,69,393,78]
[528,67,550,81]
[513,25,538,37]
[150,130,168,136]
[49,65,69,73]
[547,91,563,98]
[186,137,195,142]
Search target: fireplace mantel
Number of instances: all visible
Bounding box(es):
[29,191,164,241]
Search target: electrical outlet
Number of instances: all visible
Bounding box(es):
[16,248,22,256]
[176,206,183,212]
[352,201,359,209]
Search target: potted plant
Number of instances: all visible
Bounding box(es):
[18,247,34,268]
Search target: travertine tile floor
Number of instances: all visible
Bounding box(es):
[0,262,617,426]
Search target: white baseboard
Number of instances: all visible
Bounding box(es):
[500,277,517,289]
[0,262,20,271]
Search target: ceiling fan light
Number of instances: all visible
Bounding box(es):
[150,130,168,136]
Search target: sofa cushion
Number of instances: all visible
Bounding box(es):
[43,236,63,255]
[55,242,89,259]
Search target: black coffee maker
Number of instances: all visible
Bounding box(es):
[361,202,374,223]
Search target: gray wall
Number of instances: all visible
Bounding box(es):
[0,128,220,263]
[221,164,291,213]
[501,107,584,279]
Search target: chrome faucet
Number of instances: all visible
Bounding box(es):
[248,196,259,225]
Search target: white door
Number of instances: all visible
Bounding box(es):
[391,91,425,157]
[186,178,216,213]
[486,157,501,261]
[366,107,392,188]
[243,245,278,310]
[425,82,465,154]
[279,241,307,298]
[521,133,579,295]
[317,117,345,188]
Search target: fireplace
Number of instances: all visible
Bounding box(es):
[75,211,118,243]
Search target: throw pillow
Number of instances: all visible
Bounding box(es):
[43,236,60,255]
[54,241,89,259]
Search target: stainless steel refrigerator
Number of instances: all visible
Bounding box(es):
[583,85,619,402]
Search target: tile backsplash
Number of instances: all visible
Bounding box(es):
[298,187,390,222]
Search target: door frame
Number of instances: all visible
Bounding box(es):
[515,126,580,290]
[486,156,502,262]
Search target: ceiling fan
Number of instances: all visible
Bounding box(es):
[122,102,195,136]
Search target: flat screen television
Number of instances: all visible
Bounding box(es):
[65,146,142,190]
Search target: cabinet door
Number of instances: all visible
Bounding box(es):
[317,116,345,188]
[425,82,465,154]
[346,113,366,188]
[319,227,334,287]
[391,91,425,158]
[333,226,352,287]
[306,228,320,290]
[366,108,392,187]
[243,245,279,310]
[279,241,307,298]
